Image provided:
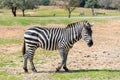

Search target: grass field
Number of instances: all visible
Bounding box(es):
[0,6,120,26]
[0,16,118,26]
[0,6,120,80]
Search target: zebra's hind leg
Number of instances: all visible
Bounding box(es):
[29,57,37,72]
[28,47,37,72]
[23,53,28,72]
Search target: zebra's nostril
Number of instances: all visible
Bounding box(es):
[87,40,93,47]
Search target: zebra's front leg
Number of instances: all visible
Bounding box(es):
[56,49,66,72]
[63,52,69,72]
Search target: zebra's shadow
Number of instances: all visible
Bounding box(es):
[37,69,120,73]
[69,69,120,73]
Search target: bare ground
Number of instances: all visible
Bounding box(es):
[0,20,120,79]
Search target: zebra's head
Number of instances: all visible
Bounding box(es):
[81,21,94,47]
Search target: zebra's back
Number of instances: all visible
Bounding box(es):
[24,26,64,50]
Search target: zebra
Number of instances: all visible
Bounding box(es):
[22,20,94,72]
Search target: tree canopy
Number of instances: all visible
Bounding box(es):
[84,0,98,8]
[79,0,87,7]
[39,0,50,6]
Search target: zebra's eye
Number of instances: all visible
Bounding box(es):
[84,31,88,35]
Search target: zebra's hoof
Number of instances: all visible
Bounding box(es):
[32,68,37,73]
[65,69,69,72]
[23,67,28,73]
[56,68,60,72]
[63,67,69,72]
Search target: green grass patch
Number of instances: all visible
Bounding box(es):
[0,16,72,26]
[0,56,17,67]
[50,69,120,80]
[34,49,58,64]
[0,63,8,67]
[0,16,119,26]
[0,71,9,76]
[0,39,22,45]
[0,62,18,67]
[0,51,22,67]
[8,76,22,80]
[0,71,22,80]
[27,6,120,17]
[35,49,58,55]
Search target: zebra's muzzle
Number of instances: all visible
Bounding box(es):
[87,40,93,47]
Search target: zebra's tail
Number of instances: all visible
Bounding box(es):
[22,40,26,56]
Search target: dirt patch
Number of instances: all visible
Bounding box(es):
[0,20,120,79]
[0,25,66,39]
[0,26,27,39]
[67,20,120,70]
[0,44,22,53]
[46,24,66,28]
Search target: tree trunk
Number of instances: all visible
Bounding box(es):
[12,7,17,17]
[22,9,25,17]
[91,6,95,16]
[68,11,71,18]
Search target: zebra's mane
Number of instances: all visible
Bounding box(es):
[66,22,79,29]
[66,20,91,29]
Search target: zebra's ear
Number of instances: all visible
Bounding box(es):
[90,23,94,27]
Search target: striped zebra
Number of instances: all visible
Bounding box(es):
[22,20,94,72]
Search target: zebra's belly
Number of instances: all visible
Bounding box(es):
[38,39,58,50]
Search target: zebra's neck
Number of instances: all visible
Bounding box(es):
[65,25,82,44]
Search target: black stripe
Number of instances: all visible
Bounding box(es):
[36,27,48,34]
[52,28,58,50]
[25,37,39,42]
[28,27,48,41]
[25,32,38,37]
[38,35,45,48]
[54,28,60,49]
[26,41,37,46]
[33,28,48,49]
[28,27,49,49]
[49,29,54,50]
[32,28,48,41]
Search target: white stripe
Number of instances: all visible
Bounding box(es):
[25,39,38,44]
[35,27,49,39]
[24,34,38,40]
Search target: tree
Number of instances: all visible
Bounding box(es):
[98,0,112,9]
[62,0,79,18]
[84,0,98,16]
[79,0,88,7]
[115,0,120,10]
[39,0,50,6]
[110,0,120,10]
[0,0,21,17]
[0,0,40,17]
[0,0,3,8]
[19,0,39,16]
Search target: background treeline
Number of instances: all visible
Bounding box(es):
[0,0,120,17]
[40,0,120,10]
